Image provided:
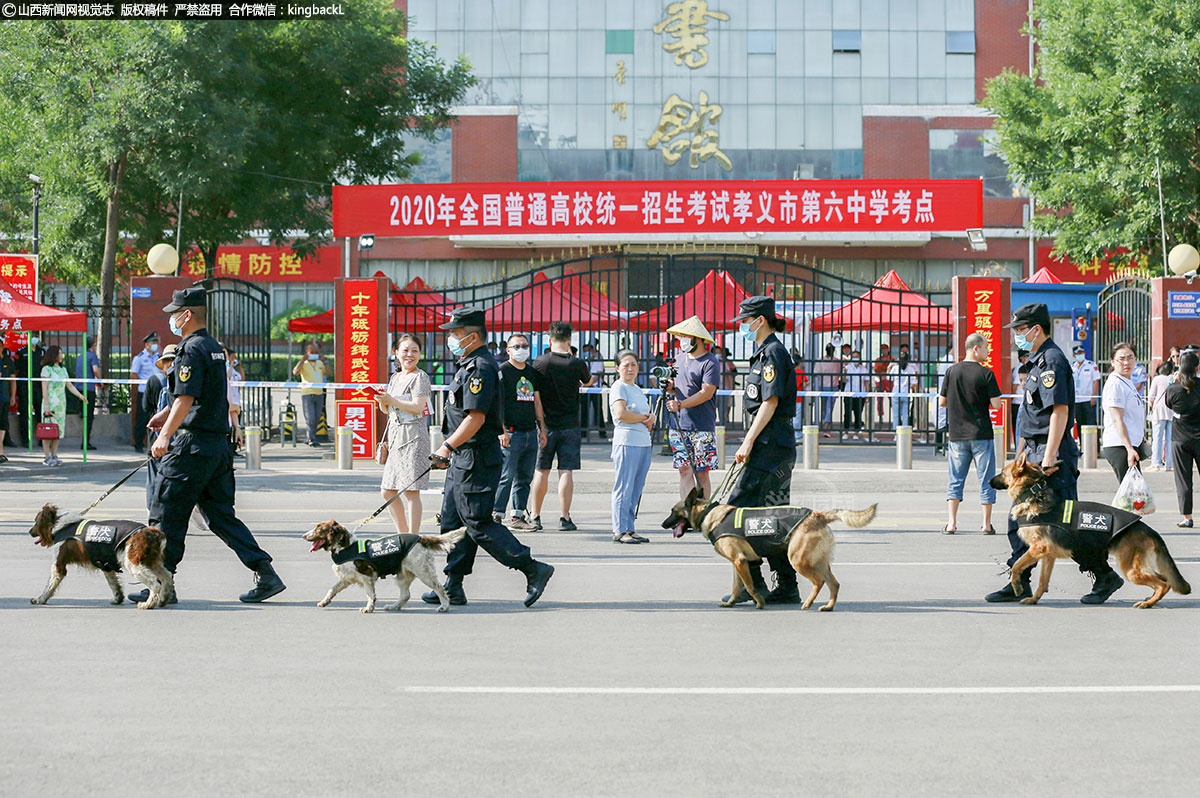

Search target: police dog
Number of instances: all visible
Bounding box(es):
[28,503,173,609]
[303,520,466,613]
[991,452,1191,607]
[662,488,877,610]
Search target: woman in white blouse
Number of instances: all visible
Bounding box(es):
[1101,342,1148,483]
[1147,361,1175,471]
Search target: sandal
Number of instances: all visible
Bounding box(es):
[0,454,8,463]
[613,532,643,544]
[983,525,996,535]
[628,533,650,543]
[941,524,956,535]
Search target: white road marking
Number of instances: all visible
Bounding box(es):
[398,685,1200,696]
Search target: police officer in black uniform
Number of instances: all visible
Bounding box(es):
[723,296,801,604]
[985,302,1123,604]
[420,307,554,608]
[133,287,285,604]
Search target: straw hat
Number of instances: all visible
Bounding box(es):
[665,315,714,343]
[155,344,178,370]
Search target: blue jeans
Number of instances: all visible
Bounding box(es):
[820,395,834,424]
[946,439,997,504]
[894,396,911,428]
[611,444,652,537]
[301,393,323,444]
[493,428,539,515]
[1152,419,1173,468]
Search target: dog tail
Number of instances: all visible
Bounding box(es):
[1151,530,1192,595]
[816,504,877,529]
[418,528,466,554]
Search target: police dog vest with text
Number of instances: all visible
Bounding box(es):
[706,506,812,557]
[52,519,145,572]
[331,534,420,577]
[1016,499,1141,558]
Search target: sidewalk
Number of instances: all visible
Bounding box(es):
[0,446,146,478]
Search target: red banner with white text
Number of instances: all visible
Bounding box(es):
[336,400,376,460]
[0,253,39,350]
[179,245,340,282]
[340,279,380,401]
[333,180,983,238]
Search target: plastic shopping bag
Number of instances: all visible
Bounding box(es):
[1112,464,1155,516]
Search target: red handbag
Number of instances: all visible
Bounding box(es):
[36,416,60,441]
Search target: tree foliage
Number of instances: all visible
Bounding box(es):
[983,0,1200,268]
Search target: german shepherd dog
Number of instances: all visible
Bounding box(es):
[991,452,1191,607]
[662,488,877,610]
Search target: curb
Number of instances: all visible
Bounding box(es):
[0,457,146,479]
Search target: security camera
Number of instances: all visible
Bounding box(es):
[28,174,41,184]
[1186,270,1197,286]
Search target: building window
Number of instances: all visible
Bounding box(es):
[832,30,861,53]
[929,129,1012,198]
[605,29,633,54]
[945,31,976,54]
[747,30,776,54]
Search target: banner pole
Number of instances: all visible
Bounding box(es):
[81,329,88,464]
[27,331,34,452]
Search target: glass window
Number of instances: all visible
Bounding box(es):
[748,53,775,77]
[776,104,804,148]
[548,78,576,105]
[606,29,634,53]
[747,105,775,149]
[890,78,918,104]
[747,30,776,54]
[577,0,604,29]
[833,52,860,77]
[521,30,548,53]
[547,31,576,76]
[861,77,890,103]
[945,0,974,29]
[890,0,918,30]
[918,78,946,104]
[398,129,452,184]
[548,0,576,29]
[776,31,805,76]
[889,32,918,77]
[806,105,833,149]
[833,105,862,149]
[805,77,833,103]
[946,53,973,79]
[929,129,1013,198]
[577,30,604,74]
[777,0,804,28]
[521,77,549,104]
[832,30,861,52]
[860,31,889,77]
[804,0,833,28]
[861,0,888,30]
[805,30,833,75]
[947,78,976,104]
[833,150,863,179]
[918,32,946,76]
[832,0,860,28]
[946,31,976,54]
[521,52,548,76]
[917,0,946,30]
[406,0,436,33]
[833,78,861,104]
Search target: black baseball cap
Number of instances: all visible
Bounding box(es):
[730,295,777,323]
[162,286,207,313]
[1004,302,1052,331]
[439,307,486,330]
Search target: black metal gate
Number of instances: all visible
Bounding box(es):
[387,248,954,445]
[199,277,272,429]
[1095,276,1152,376]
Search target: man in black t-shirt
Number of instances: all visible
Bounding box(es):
[492,333,546,530]
[529,321,590,531]
[938,333,1003,535]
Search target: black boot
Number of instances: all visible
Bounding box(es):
[239,562,286,603]
[422,575,467,606]
[1080,569,1124,605]
[523,562,554,607]
[722,564,769,605]
[126,585,178,605]
[984,570,1033,603]
[765,575,802,604]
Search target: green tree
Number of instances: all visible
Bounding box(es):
[983,0,1200,269]
[270,299,333,343]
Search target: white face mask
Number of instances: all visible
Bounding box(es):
[680,338,696,354]
[509,346,530,363]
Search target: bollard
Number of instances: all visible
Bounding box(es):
[715,426,726,469]
[1081,425,1098,469]
[993,425,1006,463]
[336,426,353,470]
[431,427,444,454]
[803,425,819,470]
[245,426,263,470]
[896,425,913,470]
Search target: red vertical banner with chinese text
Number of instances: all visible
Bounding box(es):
[336,278,384,402]
[0,254,39,350]
[953,276,1011,431]
[335,400,376,460]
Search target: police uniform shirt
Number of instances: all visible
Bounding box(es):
[1072,359,1100,402]
[744,333,797,447]
[131,349,164,393]
[444,344,503,443]
[168,328,230,437]
[1019,338,1078,455]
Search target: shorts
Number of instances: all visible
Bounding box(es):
[668,429,718,472]
[537,426,581,471]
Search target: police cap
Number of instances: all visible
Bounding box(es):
[439,307,486,330]
[143,331,159,343]
[1072,343,1085,354]
[162,286,207,313]
[1004,302,1052,331]
[730,295,777,323]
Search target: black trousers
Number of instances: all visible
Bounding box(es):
[1102,441,1150,486]
[442,441,536,578]
[1172,436,1200,516]
[149,431,271,574]
[133,391,149,448]
[729,441,798,586]
[1005,442,1112,577]
[80,391,96,446]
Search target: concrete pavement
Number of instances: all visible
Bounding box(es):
[2,443,1198,797]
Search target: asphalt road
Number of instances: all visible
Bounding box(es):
[2,447,1198,797]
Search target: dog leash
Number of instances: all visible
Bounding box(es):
[80,458,151,517]
[710,461,744,505]
[347,454,450,535]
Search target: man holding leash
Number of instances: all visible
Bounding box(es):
[135,286,285,605]
[723,296,801,604]
[986,303,1123,604]
[422,307,554,608]
[665,316,721,500]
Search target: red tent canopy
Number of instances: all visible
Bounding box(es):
[0,277,87,332]
[400,276,458,310]
[1025,266,1063,285]
[809,270,952,332]
[288,308,332,334]
[485,271,622,332]
[627,269,790,332]
[560,272,627,314]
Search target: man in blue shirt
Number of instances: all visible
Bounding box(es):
[129,332,162,453]
[75,336,101,450]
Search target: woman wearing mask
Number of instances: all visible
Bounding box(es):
[224,345,244,450]
[609,350,655,543]
[39,345,86,467]
[1166,351,1200,527]
[1147,361,1175,471]
[844,350,869,440]
[1100,342,1148,483]
[887,349,920,429]
[374,334,432,535]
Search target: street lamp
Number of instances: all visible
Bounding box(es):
[28,174,41,255]
[358,234,375,251]
[966,228,988,252]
